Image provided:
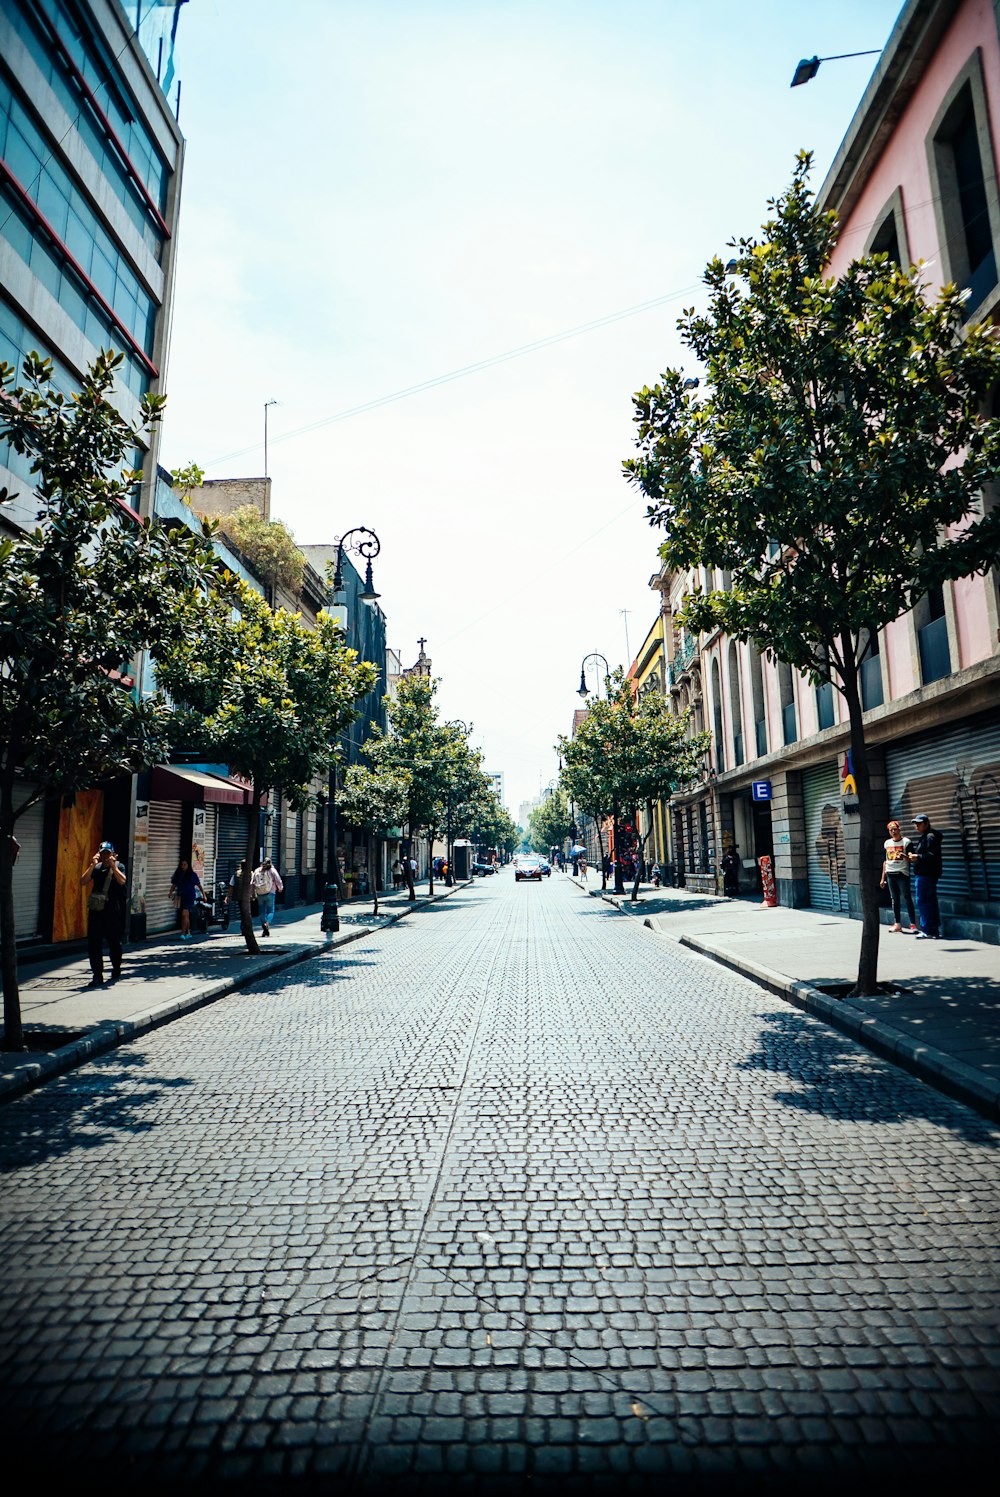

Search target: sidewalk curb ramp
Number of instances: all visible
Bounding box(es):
[0,883,466,1107]
[583,881,1000,1124]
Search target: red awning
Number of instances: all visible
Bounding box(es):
[150,765,251,806]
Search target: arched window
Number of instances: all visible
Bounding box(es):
[727,642,743,766]
[778,661,797,745]
[749,645,767,756]
[710,657,725,771]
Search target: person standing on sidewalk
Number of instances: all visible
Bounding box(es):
[80,841,127,987]
[880,820,917,933]
[169,858,206,942]
[251,857,283,938]
[909,814,944,940]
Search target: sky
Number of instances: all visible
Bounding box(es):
[159,0,904,817]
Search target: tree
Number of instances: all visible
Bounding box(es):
[559,671,708,901]
[336,764,411,917]
[528,789,573,856]
[624,154,1000,991]
[155,578,376,953]
[215,504,304,594]
[364,675,456,900]
[0,350,220,1049]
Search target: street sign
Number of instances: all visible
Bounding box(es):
[751,780,772,801]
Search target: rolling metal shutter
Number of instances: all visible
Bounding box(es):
[803,761,848,913]
[12,784,44,941]
[216,806,249,889]
[886,714,1000,907]
[146,800,182,934]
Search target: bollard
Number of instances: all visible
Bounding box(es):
[321,882,340,936]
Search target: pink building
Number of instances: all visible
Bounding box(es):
[654,0,1000,939]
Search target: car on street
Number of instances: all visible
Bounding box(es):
[473,861,497,876]
[514,855,545,882]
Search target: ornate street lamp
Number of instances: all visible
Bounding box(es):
[577,651,611,699]
[332,526,381,603]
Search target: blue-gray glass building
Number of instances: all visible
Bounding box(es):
[1,0,186,946]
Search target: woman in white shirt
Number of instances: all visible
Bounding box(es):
[880,820,917,932]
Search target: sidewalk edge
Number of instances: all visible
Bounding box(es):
[675,932,1000,1123]
[0,887,470,1106]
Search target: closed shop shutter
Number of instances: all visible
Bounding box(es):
[886,712,1000,908]
[147,800,182,934]
[803,761,848,913]
[216,806,249,889]
[12,784,44,941]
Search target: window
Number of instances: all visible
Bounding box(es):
[865,187,910,269]
[928,58,1000,317]
[749,646,767,756]
[728,642,744,766]
[860,630,884,711]
[815,682,835,731]
[710,658,725,772]
[778,661,796,745]
[916,585,951,684]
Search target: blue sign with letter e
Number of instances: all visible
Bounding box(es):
[751,780,772,802]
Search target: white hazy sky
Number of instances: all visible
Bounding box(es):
[160,0,903,817]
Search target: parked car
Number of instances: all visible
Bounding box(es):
[473,861,497,876]
[514,856,545,883]
[539,859,552,877]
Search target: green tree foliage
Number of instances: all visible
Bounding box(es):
[559,671,708,899]
[170,460,205,504]
[528,788,573,856]
[0,350,220,1048]
[216,504,304,594]
[337,763,411,916]
[155,578,376,952]
[624,154,1000,989]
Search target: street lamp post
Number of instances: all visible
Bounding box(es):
[575,652,626,894]
[324,528,383,923]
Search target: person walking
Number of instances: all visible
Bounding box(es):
[224,860,247,929]
[909,814,944,940]
[880,819,918,933]
[721,845,741,897]
[80,840,127,987]
[391,857,402,892]
[169,857,207,941]
[250,857,284,937]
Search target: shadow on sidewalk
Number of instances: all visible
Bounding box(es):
[737,1009,1000,1147]
[0,1048,193,1172]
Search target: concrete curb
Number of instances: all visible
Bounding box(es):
[574,879,1000,1123]
[0,882,469,1107]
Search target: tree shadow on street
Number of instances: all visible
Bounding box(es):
[0,1047,194,1172]
[737,1008,1000,1147]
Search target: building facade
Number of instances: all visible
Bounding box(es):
[651,0,1000,938]
[2,0,187,948]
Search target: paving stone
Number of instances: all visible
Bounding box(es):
[0,874,998,1487]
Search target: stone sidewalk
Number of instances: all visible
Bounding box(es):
[573,874,1000,1120]
[0,879,466,1104]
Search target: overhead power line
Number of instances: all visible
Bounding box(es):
[202,285,702,469]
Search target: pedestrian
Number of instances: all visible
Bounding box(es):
[391,856,402,891]
[169,857,207,942]
[80,840,127,987]
[721,845,740,897]
[250,857,284,937]
[880,819,918,933]
[909,814,944,939]
[224,860,247,929]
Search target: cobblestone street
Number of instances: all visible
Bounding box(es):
[1,874,998,1494]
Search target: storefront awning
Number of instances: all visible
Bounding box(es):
[151,765,251,806]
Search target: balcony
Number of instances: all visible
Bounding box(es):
[860,654,883,710]
[755,719,767,757]
[816,682,835,731]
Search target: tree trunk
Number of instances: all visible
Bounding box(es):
[370,831,378,919]
[427,832,435,896]
[612,801,626,895]
[405,824,416,901]
[630,821,650,903]
[0,770,24,1051]
[241,791,262,956]
[596,820,607,890]
[839,645,880,997]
